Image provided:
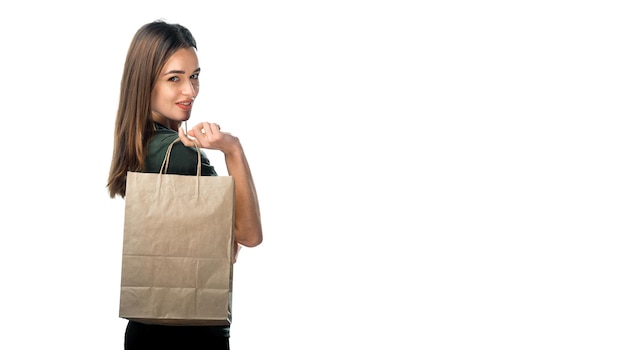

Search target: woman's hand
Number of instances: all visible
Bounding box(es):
[178,122,239,154]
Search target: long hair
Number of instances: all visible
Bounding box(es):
[107,20,197,198]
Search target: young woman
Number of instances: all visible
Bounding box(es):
[107,20,263,349]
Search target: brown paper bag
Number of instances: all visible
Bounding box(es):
[119,139,235,326]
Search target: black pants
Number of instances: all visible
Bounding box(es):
[125,321,230,350]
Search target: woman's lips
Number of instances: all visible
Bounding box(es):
[177,100,193,111]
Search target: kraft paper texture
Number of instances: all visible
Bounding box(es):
[119,165,235,326]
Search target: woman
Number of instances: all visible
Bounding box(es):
[107,20,263,349]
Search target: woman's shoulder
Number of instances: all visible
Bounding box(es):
[146,126,216,176]
[145,128,183,173]
[149,128,180,152]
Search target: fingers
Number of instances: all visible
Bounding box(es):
[181,122,224,149]
[199,122,221,136]
[190,123,206,138]
[209,122,221,132]
[178,127,197,147]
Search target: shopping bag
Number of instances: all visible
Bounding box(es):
[119,138,235,326]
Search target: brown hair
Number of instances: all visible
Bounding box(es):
[107,20,197,198]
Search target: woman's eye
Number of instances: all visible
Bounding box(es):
[168,76,180,82]
[191,73,199,79]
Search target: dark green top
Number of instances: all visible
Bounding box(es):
[145,123,218,176]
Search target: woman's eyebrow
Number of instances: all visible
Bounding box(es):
[162,67,201,75]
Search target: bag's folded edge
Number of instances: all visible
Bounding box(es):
[122,317,231,326]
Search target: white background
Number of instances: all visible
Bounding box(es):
[1,1,624,349]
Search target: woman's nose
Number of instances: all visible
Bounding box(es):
[183,79,197,96]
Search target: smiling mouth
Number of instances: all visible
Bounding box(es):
[177,101,193,111]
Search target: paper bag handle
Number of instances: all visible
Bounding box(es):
[159,138,202,177]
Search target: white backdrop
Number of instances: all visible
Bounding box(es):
[1,1,625,349]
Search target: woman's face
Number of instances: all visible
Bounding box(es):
[151,47,200,129]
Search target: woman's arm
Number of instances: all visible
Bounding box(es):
[179,122,263,248]
[223,143,263,247]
